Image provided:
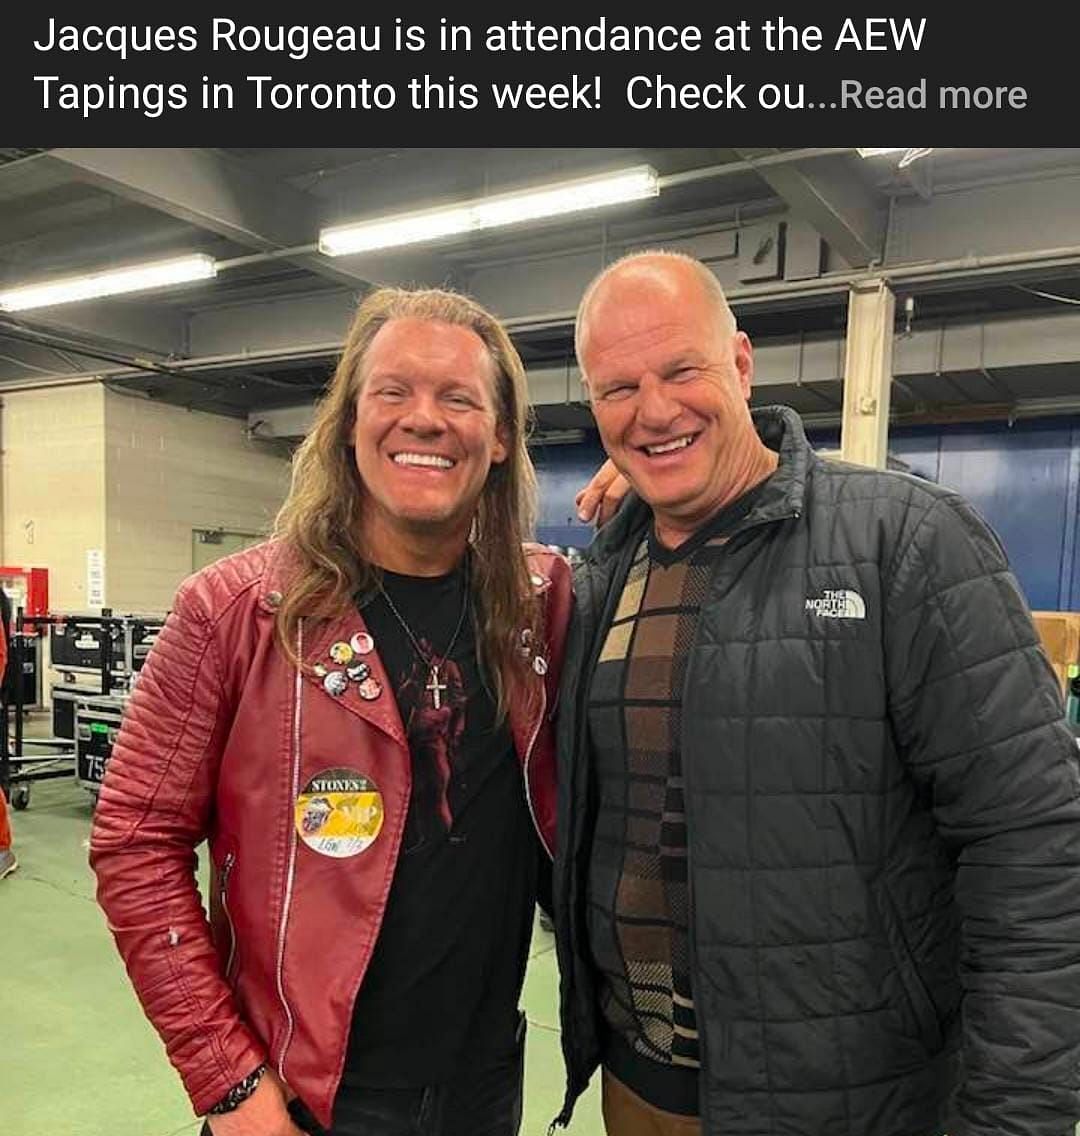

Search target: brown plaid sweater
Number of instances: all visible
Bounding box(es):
[586,486,764,1114]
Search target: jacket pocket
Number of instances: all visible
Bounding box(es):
[871,875,944,1054]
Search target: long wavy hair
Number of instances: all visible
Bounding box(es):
[273,286,542,718]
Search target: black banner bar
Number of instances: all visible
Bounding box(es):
[2,13,1071,144]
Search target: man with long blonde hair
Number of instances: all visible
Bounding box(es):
[91,286,572,1136]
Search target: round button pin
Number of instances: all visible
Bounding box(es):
[323,671,349,697]
[351,632,375,656]
[347,663,371,682]
[313,663,328,678]
[330,641,354,665]
[295,767,384,859]
[357,677,382,701]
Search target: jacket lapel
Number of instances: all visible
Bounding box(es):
[301,611,407,748]
[256,547,407,748]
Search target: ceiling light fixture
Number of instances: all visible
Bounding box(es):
[318,166,661,257]
[0,254,218,312]
[856,148,935,168]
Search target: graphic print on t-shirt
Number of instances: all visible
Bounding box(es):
[361,563,516,858]
[397,644,466,848]
[344,563,533,1087]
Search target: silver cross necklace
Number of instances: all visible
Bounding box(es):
[376,558,470,710]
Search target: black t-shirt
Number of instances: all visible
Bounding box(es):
[341,559,538,1089]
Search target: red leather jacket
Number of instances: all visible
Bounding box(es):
[89,540,572,1127]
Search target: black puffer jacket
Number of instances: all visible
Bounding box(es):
[553,407,1080,1136]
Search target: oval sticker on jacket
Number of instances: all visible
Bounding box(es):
[295,767,384,858]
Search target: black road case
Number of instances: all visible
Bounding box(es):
[75,695,127,793]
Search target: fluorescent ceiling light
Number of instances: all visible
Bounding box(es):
[472,168,660,228]
[0,254,217,312]
[896,148,935,169]
[857,147,935,168]
[319,166,660,257]
[320,206,475,257]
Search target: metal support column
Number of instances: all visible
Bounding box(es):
[840,279,896,469]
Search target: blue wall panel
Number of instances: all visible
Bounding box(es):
[531,415,1080,611]
[533,438,606,553]
[807,421,1080,610]
[888,433,942,483]
[1063,425,1080,610]
[936,421,1073,610]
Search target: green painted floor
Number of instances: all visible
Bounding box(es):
[1,772,601,1136]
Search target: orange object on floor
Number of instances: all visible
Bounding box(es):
[0,786,11,852]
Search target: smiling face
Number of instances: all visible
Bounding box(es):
[578,258,762,536]
[352,318,508,561]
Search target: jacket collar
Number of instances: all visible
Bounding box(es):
[586,404,812,568]
[256,538,300,614]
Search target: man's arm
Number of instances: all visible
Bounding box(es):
[89,583,277,1121]
[205,1069,301,1136]
[885,494,1080,1136]
[574,459,630,527]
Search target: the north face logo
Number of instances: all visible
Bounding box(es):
[805,589,866,619]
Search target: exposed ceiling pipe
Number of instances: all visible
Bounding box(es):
[801,395,1080,431]
[657,147,856,190]
[0,321,305,393]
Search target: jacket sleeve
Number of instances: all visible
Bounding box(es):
[89,580,267,1115]
[884,493,1080,1136]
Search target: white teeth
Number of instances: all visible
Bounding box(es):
[393,452,454,469]
[646,436,693,455]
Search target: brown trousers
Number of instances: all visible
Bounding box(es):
[602,1071,702,1136]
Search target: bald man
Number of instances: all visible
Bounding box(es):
[550,252,1080,1136]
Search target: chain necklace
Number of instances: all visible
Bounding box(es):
[376,558,470,710]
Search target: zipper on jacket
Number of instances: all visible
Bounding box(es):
[727,506,800,545]
[220,851,239,980]
[680,683,709,1131]
[552,554,623,1130]
[522,677,551,859]
[274,620,304,1083]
